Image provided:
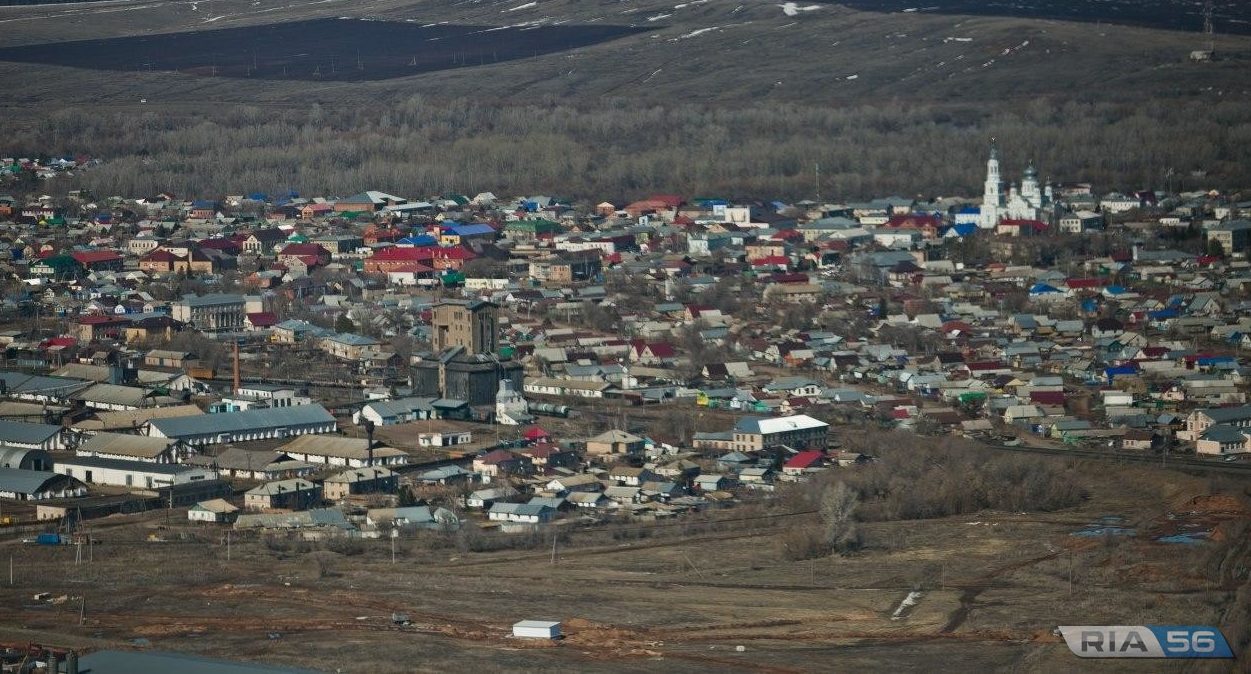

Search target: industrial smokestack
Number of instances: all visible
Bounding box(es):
[66,650,79,674]
[364,420,376,467]
[47,652,59,674]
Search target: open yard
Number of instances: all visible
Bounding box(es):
[1,459,1248,672]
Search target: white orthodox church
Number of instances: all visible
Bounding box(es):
[495,379,534,425]
[978,140,1053,228]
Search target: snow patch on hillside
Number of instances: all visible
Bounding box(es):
[779,3,820,17]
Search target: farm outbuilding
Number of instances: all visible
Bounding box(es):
[55,456,215,489]
[0,445,52,471]
[189,498,240,523]
[0,468,86,501]
[512,620,562,639]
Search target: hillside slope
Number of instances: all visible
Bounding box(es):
[0,0,1246,107]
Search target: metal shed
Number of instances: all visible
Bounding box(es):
[512,620,562,639]
[0,445,51,471]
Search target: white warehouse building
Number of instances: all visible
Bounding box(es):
[147,405,337,447]
[55,456,216,489]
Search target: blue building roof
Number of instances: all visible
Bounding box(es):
[0,467,73,496]
[0,420,64,445]
[150,405,335,439]
[446,223,495,237]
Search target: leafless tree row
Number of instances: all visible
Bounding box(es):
[3,96,1249,201]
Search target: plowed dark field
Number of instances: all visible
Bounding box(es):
[835,0,1250,35]
[0,17,650,81]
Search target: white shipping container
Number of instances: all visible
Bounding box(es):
[512,620,561,640]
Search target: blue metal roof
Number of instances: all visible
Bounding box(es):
[0,420,62,445]
[150,405,335,439]
[446,223,495,236]
[0,467,73,495]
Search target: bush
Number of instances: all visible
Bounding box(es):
[323,538,366,556]
[778,526,830,561]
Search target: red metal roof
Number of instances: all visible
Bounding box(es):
[246,312,279,327]
[1029,391,1066,406]
[523,426,551,440]
[784,450,824,469]
[142,249,181,262]
[886,214,942,229]
[69,250,122,265]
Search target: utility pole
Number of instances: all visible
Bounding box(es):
[1203,0,1215,52]
[1068,552,1074,596]
[814,162,822,204]
[550,532,557,565]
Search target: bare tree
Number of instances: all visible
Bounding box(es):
[820,482,863,554]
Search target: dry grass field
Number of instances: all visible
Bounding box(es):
[2,459,1248,672]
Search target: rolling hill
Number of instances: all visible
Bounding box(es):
[0,0,1246,106]
[0,0,1247,199]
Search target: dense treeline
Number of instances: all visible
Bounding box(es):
[775,433,1086,559]
[798,432,1088,522]
[3,97,1250,200]
[838,442,1088,521]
